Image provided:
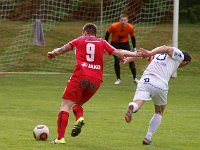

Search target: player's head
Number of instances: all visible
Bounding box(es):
[119,14,128,27]
[179,51,192,68]
[83,23,97,36]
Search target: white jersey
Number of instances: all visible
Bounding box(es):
[143,47,184,85]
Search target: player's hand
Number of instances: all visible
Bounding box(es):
[123,57,134,64]
[47,52,55,59]
[118,51,126,62]
[123,57,129,64]
[137,48,151,58]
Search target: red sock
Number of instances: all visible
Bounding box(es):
[72,105,83,120]
[57,111,69,140]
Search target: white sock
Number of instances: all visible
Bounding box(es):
[146,113,162,140]
[129,102,139,113]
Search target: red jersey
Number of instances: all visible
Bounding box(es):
[69,35,115,81]
[108,22,134,43]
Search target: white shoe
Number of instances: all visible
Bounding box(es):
[114,79,121,85]
[134,78,139,84]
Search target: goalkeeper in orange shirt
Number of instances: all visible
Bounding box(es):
[105,14,138,85]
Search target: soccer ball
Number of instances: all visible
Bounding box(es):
[33,125,49,141]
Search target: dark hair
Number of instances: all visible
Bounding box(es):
[120,14,128,19]
[83,23,97,36]
[182,51,192,62]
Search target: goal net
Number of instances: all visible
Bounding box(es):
[0,0,173,74]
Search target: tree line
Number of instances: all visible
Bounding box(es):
[179,0,200,23]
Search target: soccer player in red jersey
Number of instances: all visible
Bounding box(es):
[47,23,141,144]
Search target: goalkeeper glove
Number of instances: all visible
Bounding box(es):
[130,48,137,52]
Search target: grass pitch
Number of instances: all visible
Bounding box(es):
[0,21,199,150]
[0,73,199,150]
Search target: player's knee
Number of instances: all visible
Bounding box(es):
[154,105,165,116]
[155,108,164,116]
[60,99,74,112]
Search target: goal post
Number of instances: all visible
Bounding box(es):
[172,0,179,48]
[172,0,179,78]
[0,0,174,74]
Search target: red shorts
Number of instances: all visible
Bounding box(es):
[62,75,101,103]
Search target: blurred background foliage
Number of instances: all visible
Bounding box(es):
[179,0,200,23]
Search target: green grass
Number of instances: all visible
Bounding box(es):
[0,73,199,150]
[0,20,200,150]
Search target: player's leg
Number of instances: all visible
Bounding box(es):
[114,55,121,84]
[143,105,165,145]
[125,99,144,123]
[71,103,85,137]
[71,77,99,121]
[128,61,138,84]
[72,104,84,121]
[125,80,151,123]
[111,42,121,84]
[51,99,76,144]
[52,75,82,144]
[143,78,168,145]
[71,76,101,137]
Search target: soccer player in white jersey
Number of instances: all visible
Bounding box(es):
[124,45,192,145]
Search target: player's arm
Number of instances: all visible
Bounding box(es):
[119,49,143,57]
[111,49,126,62]
[112,49,143,63]
[103,40,142,60]
[129,25,136,51]
[123,54,154,64]
[105,31,110,42]
[139,45,174,58]
[47,43,73,59]
[105,24,113,42]
[123,57,136,64]
[131,36,136,51]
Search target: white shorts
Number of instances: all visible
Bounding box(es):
[133,75,168,105]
